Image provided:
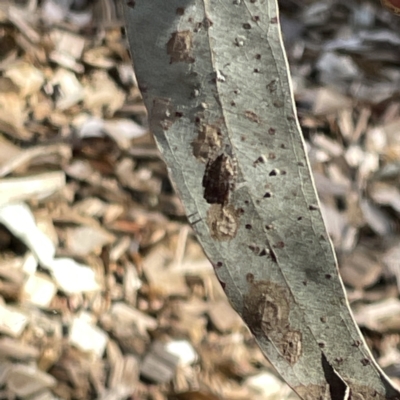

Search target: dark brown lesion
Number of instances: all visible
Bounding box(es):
[202,153,236,205]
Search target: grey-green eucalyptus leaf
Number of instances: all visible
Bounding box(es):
[123,1,400,398]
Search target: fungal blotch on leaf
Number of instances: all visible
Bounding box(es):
[167,31,195,64]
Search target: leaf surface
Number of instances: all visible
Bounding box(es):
[124,1,400,398]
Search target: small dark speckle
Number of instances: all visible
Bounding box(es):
[244,200,249,205]
[309,204,319,211]
[246,273,254,283]
[320,316,326,323]
[250,0,256,2]
[281,170,287,175]
[268,127,276,135]
[265,224,273,230]
[243,23,251,29]
[245,110,260,123]
[252,15,260,22]
[217,261,223,267]
[269,169,279,176]
[255,54,261,60]
[259,248,268,256]
[231,101,236,106]
[302,280,307,286]
[234,89,240,95]
[127,0,135,7]
[254,155,266,164]
[193,22,202,32]
[254,68,260,73]
[325,274,332,280]
[175,111,183,118]
[241,135,246,141]
[237,208,245,214]
[203,17,213,29]
[297,161,305,167]
[176,7,184,15]
[280,143,287,149]
[245,224,252,229]
[270,16,278,24]
[248,244,260,254]
[263,192,271,198]
[352,340,361,347]
[361,358,370,366]
[297,216,302,221]
[335,357,344,365]
[318,342,325,348]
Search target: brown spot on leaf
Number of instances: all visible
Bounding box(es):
[206,204,239,241]
[246,273,254,283]
[269,169,279,176]
[192,123,222,161]
[243,279,301,365]
[202,17,213,28]
[282,330,302,364]
[245,110,260,123]
[254,155,266,166]
[361,358,370,366]
[202,154,237,205]
[267,79,278,93]
[248,243,260,254]
[167,31,194,64]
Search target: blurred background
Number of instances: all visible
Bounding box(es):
[1,0,400,399]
